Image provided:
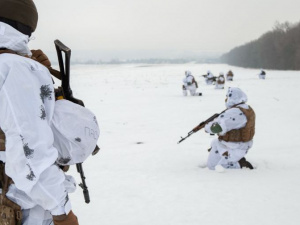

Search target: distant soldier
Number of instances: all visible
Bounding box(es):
[182,71,202,96]
[226,70,234,81]
[258,70,266,79]
[215,72,225,89]
[205,70,215,85]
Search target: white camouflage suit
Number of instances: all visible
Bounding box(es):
[205,70,215,85]
[0,22,76,225]
[205,87,253,169]
[182,71,200,96]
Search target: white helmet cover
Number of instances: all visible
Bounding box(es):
[51,100,100,165]
[225,87,248,108]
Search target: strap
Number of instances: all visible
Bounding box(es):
[0,161,9,196]
[0,49,62,80]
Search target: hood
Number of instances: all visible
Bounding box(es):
[225,87,248,108]
[0,22,31,56]
[185,70,191,77]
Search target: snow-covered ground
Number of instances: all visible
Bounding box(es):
[60,63,300,225]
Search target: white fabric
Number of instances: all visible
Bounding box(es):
[225,87,248,108]
[215,83,224,89]
[182,74,194,85]
[205,105,248,136]
[51,99,99,165]
[226,75,233,81]
[204,87,253,170]
[206,139,252,169]
[218,76,225,82]
[185,70,191,76]
[259,74,266,79]
[205,72,214,85]
[215,76,225,89]
[226,71,233,81]
[258,70,266,79]
[0,22,32,56]
[0,24,77,223]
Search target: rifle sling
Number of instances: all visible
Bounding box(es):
[0,49,61,80]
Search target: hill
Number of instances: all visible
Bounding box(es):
[220,21,300,70]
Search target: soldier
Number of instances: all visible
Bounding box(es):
[215,72,225,89]
[0,1,86,224]
[226,70,234,81]
[204,87,255,170]
[258,70,266,79]
[182,71,202,96]
[205,70,215,85]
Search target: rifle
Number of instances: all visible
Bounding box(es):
[177,113,220,144]
[54,39,99,204]
[202,74,217,82]
[177,103,245,144]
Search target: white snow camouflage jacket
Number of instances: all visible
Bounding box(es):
[205,87,253,152]
[0,22,72,216]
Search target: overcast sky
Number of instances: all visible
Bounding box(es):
[30,0,300,60]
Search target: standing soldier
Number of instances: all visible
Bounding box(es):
[182,71,202,96]
[0,1,85,224]
[204,87,255,170]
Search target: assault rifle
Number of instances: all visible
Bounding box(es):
[178,104,244,144]
[202,74,217,82]
[177,113,219,144]
[54,39,99,204]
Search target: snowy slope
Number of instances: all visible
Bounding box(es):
[60,64,300,225]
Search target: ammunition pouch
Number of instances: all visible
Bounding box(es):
[0,161,22,225]
[0,195,22,225]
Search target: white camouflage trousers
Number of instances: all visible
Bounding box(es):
[206,139,253,170]
[183,84,199,96]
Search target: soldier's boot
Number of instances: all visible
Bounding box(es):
[238,157,254,170]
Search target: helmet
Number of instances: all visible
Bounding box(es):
[0,0,38,35]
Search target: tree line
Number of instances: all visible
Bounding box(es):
[220,21,300,70]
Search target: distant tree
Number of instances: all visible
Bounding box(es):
[220,21,300,70]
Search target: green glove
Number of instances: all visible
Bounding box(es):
[211,122,222,133]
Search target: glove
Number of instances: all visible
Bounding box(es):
[210,122,222,133]
[31,49,51,68]
[53,210,79,225]
[31,49,62,80]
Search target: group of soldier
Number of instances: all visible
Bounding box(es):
[182,68,266,96]
[182,69,234,96]
[181,69,255,172]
